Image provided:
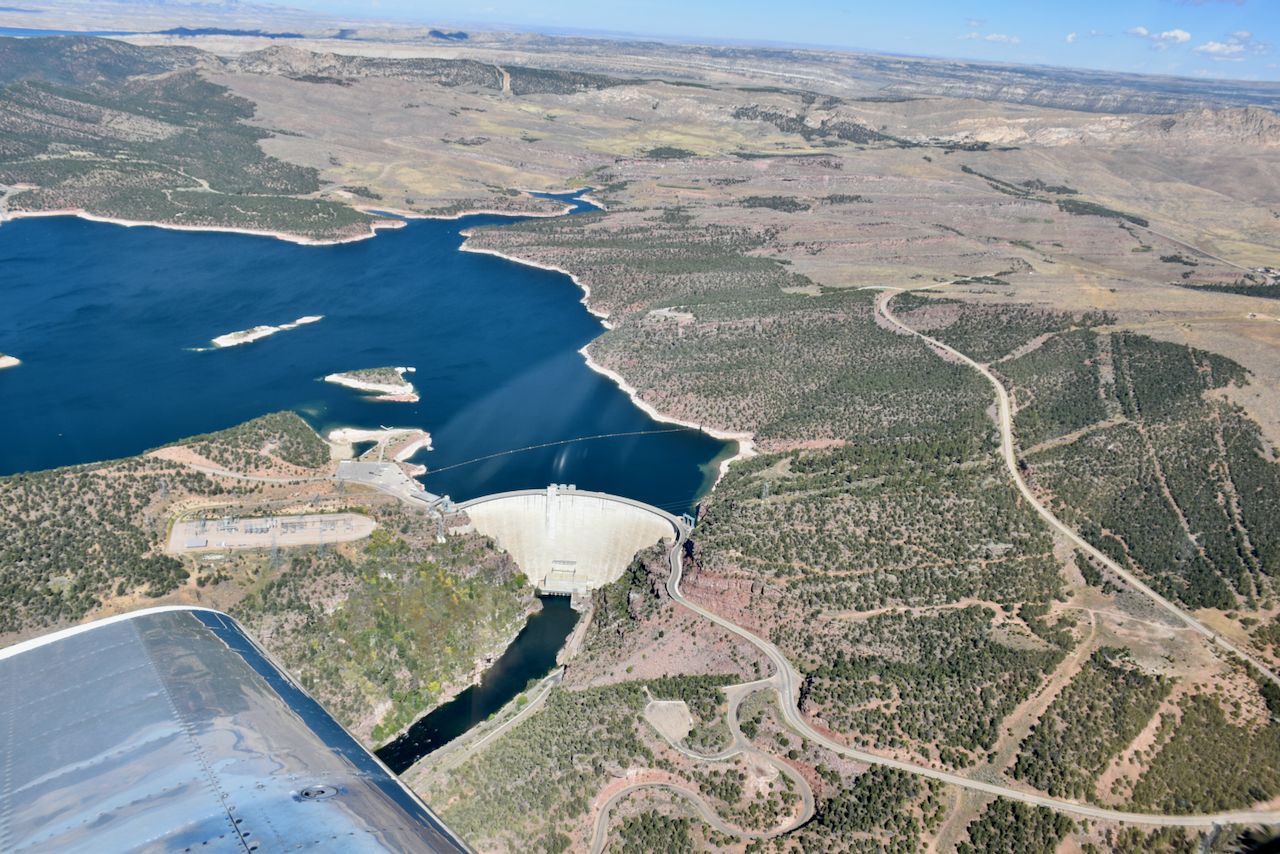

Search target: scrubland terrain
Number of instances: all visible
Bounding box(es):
[0,411,534,745]
[3,27,1280,852]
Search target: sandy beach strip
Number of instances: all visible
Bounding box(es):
[210,315,323,348]
[324,367,419,401]
[327,427,433,458]
[0,354,20,370]
[392,434,432,461]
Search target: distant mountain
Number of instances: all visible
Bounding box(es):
[0,35,201,86]
[429,29,468,41]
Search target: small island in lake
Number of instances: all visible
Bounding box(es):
[210,315,323,348]
[0,354,20,370]
[324,366,418,402]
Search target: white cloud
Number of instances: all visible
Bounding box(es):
[1126,26,1191,50]
[1065,32,1078,44]
[965,18,983,28]
[1192,31,1270,61]
[1194,40,1244,55]
[959,31,1020,44]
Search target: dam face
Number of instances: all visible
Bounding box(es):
[459,485,679,594]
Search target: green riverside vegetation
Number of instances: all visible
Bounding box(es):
[234,524,533,743]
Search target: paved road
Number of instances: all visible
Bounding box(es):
[665,534,1280,827]
[877,287,1279,687]
[1135,223,1251,273]
[588,782,754,854]
[658,297,1280,825]
[639,683,817,824]
[588,694,818,854]
[336,460,444,507]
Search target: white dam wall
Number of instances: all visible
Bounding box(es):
[460,485,679,595]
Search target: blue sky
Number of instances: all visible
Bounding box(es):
[285,0,1279,80]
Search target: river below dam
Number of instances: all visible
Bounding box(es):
[375,594,578,774]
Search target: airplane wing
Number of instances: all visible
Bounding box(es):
[0,607,471,853]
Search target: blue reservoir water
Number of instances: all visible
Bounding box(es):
[0,196,729,512]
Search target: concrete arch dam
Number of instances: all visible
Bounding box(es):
[458,485,685,595]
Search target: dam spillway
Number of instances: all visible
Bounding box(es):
[458,485,682,594]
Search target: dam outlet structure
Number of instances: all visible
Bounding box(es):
[458,485,685,595]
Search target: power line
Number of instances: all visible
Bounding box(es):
[422,428,690,476]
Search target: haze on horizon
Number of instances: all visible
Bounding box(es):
[273,0,1279,81]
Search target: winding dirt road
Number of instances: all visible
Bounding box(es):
[639,286,1280,832]
[588,783,754,854]
[876,287,1278,687]
[589,681,815,849]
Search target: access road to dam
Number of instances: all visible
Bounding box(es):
[334,371,1280,833]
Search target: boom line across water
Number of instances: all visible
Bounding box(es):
[421,428,690,476]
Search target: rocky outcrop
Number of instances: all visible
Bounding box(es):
[937,105,1280,149]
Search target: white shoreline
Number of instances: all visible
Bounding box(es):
[354,185,605,223]
[357,203,575,222]
[0,207,406,246]
[460,241,616,330]
[578,345,756,485]
[211,315,323,348]
[0,185,601,245]
[0,355,20,370]
[393,435,432,462]
[455,194,759,487]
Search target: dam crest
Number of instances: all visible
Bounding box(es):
[458,485,689,595]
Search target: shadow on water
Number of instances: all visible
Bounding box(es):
[375,595,578,774]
